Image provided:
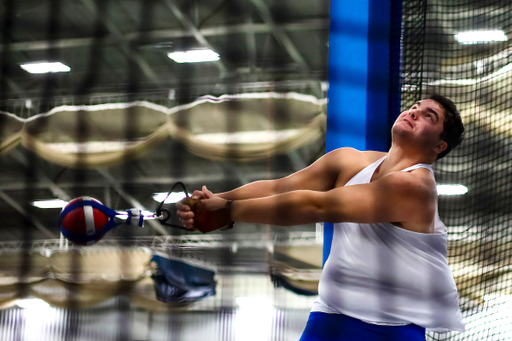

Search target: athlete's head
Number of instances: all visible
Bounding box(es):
[427,94,464,159]
[392,94,464,161]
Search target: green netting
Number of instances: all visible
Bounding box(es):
[401,1,512,340]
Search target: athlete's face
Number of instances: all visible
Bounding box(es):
[392,99,447,155]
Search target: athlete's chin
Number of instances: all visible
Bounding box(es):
[392,129,421,148]
[391,125,412,139]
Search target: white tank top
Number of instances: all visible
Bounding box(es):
[311,156,465,332]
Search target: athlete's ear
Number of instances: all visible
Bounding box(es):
[434,140,448,154]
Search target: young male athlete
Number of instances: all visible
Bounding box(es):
[177,94,466,340]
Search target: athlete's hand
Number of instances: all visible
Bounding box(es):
[177,186,233,233]
[191,190,206,200]
[200,186,228,211]
[176,190,205,229]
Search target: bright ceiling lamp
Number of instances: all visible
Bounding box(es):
[31,199,68,209]
[437,184,468,196]
[168,49,220,63]
[455,30,507,45]
[152,192,191,204]
[20,61,71,74]
[16,298,50,309]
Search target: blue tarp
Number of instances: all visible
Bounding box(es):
[151,255,216,303]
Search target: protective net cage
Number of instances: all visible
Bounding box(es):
[0,0,511,340]
[402,0,512,340]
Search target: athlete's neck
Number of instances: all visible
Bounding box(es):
[381,144,435,174]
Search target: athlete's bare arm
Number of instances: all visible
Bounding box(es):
[216,148,375,199]
[200,167,438,234]
[177,148,381,226]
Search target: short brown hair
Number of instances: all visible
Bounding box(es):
[427,94,465,159]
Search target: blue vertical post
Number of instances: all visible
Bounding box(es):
[323,0,402,265]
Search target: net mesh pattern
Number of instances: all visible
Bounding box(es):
[401,0,512,339]
[0,0,511,339]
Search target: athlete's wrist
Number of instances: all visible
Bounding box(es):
[225,200,235,229]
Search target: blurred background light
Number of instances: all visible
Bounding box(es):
[455,30,507,44]
[16,298,50,310]
[437,184,468,196]
[31,199,68,209]
[152,192,192,204]
[168,49,220,63]
[20,61,71,74]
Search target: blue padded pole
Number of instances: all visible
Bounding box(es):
[323,0,401,265]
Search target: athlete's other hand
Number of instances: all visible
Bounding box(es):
[200,186,228,211]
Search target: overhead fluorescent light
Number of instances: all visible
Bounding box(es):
[16,298,50,310]
[31,199,68,209]
[168,49,220,63]
[20,61,71,74]
[152,192,192,204]
[455,30,507,45]
[437,184,468,196]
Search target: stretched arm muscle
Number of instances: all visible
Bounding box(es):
[230,172,435,226]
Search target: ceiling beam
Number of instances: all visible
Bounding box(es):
[248,0,311,73]
[0,190,55,238]
[78,0,162,86]
[10,150,71,201]
[161,0,229,76]
[0,171,293,191]
[245,14,257,76]
[5,79,29,100]
[0,20,328,52]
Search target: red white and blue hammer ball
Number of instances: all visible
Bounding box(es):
[59,197,110,245]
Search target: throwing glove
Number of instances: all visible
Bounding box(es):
[181,197,234,233]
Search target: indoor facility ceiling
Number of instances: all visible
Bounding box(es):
[0,0,330,256]
[0,0,511,273]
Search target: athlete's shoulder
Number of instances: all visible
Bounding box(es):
[327,147,385,161]
[325,147,386,171]
[362,150,387,163]
[328,149,387,187]
[381,167,437,209]
[407,167,438,196]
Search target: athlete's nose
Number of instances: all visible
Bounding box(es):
[409,109,417,119]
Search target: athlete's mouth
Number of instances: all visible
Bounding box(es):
[403,117,413,128]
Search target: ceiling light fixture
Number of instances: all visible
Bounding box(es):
[152,192,192,204]
[20,62,71,74]
[437,184,468,196]
[454,30,507,45]
[16,298,50,310]
[31,199,68,209]
[167,49,220,63]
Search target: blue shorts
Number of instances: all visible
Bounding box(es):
[299,312,426,341]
